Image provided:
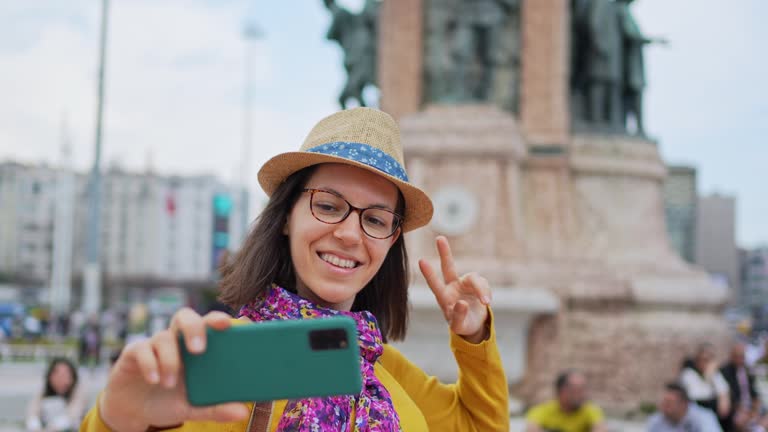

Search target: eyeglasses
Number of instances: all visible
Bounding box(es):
[302,188,403,239]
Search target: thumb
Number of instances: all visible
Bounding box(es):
[187,402,250,423]
[448,300,470,332]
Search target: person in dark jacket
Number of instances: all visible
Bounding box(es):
[78,318,101,369]
[720,342,762,431]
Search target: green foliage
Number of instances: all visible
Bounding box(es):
[639,401,657,415]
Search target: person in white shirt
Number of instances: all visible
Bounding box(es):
[680,343,731,426]
[26,357,85,432]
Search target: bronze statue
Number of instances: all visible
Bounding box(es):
[423,0,521,111]
[617,0,666,136]
[585,0,623,130]
[571,0,666,136]
[424,2,457,103]
[491,1,521,112]
[570,0,591,123]
[454,0,518,101]
[323,0,379,109]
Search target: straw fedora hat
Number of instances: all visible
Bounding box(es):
[258,107,433,232]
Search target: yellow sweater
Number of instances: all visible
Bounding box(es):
[81,312,509,431]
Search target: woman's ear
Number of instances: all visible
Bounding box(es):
[389,227,401,246]
[282,219,290,235]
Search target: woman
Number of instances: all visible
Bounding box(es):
[680,343,731,426]
[81,107,509,431]
[26,357,85,432]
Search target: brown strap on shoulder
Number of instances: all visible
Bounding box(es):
[146,423,184,431]
[247,401,274,432]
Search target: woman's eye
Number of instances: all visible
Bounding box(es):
[365,216,386,227]
[316,203,340,212]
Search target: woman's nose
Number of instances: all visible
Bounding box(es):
[333,210,364,244]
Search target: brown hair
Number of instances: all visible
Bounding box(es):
[218,165,410,342]
[44,357,78,401]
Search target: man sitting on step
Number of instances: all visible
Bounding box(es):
[525,369,607,432]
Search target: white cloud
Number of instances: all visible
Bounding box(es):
[0,19,93,160]
[0,1,278,188]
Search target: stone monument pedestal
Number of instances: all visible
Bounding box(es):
[392,105,729,411]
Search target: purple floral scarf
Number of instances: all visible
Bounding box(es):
[238,285,402,432]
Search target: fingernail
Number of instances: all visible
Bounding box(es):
[189,336,204,352]
[148,371,160,384]
[482,295,491,304]
[164,374,176,388]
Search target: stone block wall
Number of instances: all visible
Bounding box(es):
[517,305,732,412]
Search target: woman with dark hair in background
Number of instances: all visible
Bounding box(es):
[26,357,85,432]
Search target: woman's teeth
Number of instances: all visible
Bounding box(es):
[320,253,357,269]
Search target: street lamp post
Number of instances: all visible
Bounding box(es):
[84,0,110,316]
[239,22,263,243]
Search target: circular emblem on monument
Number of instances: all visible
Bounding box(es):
[431,186,478,236]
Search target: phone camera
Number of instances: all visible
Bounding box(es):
[309,328,349,351]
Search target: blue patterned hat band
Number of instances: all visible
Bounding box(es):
[306,142,409,182]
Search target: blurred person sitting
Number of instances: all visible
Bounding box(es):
[745,335,768,368]
[25,357,86,432]
[721,342,765,432]
[647,382,722,432]
[525,370,607,432]
[680,343,731,423]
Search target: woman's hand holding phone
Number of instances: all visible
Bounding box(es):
[98,309,250,432]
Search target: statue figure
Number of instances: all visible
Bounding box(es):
[570,0,592,123]
[617,0,666,136]
[424,0,520,111]
[584,0,623,130]
[323,0,380,109]
[488,0,521,112]
[571,0,666,135]
[424,0,459,103]
[453,0,518,101]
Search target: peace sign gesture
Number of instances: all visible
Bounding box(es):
[418,236,492,343]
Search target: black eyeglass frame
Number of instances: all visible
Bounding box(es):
[301,188,403,239]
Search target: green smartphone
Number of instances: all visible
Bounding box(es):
[180,316,362,406]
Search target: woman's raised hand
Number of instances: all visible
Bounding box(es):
[419,236,492,343]
[99,309,250,432]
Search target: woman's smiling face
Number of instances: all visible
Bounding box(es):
[284,163,400,310]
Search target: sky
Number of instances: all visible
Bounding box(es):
[0,0,766,247]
